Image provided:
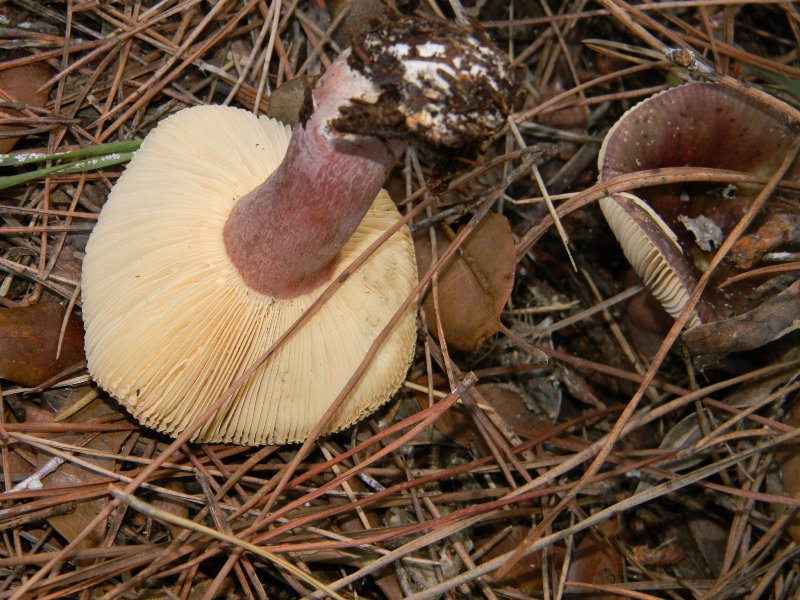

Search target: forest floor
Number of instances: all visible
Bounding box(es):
[1,1,800,598]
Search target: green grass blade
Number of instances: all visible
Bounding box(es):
[0,140,141,168]
[0,152,134,191]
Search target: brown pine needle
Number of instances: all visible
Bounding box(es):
[110,488,346,600]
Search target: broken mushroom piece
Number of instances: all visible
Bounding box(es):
[598,82,800,328]
[81,13,514,445]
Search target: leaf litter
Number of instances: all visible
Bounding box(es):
[1,1,799,598]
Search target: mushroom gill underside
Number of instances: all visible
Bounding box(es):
[597,82,800,329]
[81,106,418,445]
[599,193,702,328]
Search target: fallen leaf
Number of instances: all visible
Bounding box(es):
[556,364,606,409]
[723,346,799,407]
[43,388,129,553]
[150,474,190,542]
[4,389,128,553]
[682,279,800,357]
[330,0,387,48]
[538,84,588,129]
[625,503,714,581]
[372,571,405,600]
[475,382,545,438]
[414,382,542,449]
[415,212,516,351]
[685,507,728,577]
[383,507,465,596]
[0,303,85,387]
[778,400,800,543]
[567,520,624,599]
[482,525,564,594]
[266,75,316,127]
[622,275,673,359]
[0,62,52,154]
[634,413,706,494]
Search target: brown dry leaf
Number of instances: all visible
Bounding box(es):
[0,62,52,154]
[415,396,475,447]
[0,303,85,387]
[415,212,516,351]
[150,475,190,542]
[778,400,800,543]
[477,382,546,437]
[556,364,605,409]
[3,405,55,485]
[266,75,316,127]
[413,382,541,448]
[682,279,800,357]
[622,279,673,359]
[566,520,625,599]
[330,0,387,47]
[638,413,705,482]
[483,525,565,594]
[42,388,130,552]
[372,571,405,600]
[336,498,402,600]
[723,353,799,407]
[684,507,727,577]
[412,373,475,446]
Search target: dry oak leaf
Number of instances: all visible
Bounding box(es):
[43,389,129,553]
[567,520,625,600]
[414,382,542,449]
[415,211,516,351]
[483,525,565,594]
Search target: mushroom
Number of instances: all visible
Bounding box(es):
[81,12,514,445]
[597,82,800,329]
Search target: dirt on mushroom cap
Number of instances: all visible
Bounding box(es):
[334,10,517,149]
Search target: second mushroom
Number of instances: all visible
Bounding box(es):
[598,82,800,329]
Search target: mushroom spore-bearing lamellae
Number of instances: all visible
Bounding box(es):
[597,82,800,330]
[81,12,515,445]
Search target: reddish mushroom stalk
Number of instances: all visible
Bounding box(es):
[224,53,394,298]
[224,13,515,298]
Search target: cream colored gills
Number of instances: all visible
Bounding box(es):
[83,11,515,445]
[82,106,417,445]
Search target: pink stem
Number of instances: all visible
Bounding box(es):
[223,53,397,298]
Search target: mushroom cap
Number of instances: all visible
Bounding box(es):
[82,105,418,445]
[599,83,800,181]
[597,83,800,327]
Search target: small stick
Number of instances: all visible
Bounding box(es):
[10,456,65,492]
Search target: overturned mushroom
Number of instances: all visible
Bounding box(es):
[598,83,800,329]
[81,13,514,445]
